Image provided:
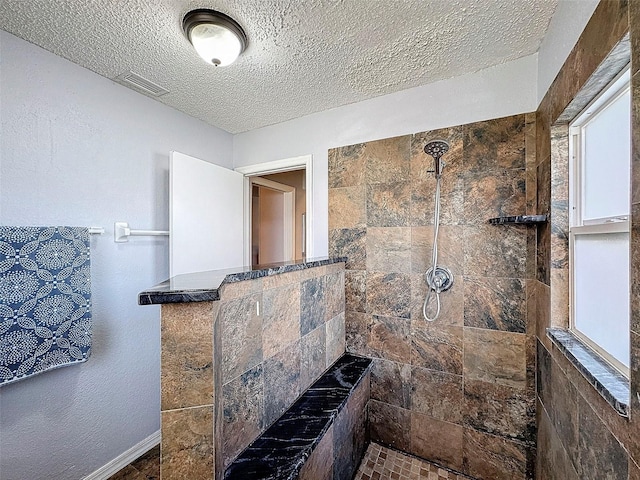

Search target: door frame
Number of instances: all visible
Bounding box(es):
[251,176,296,264]
[235,155,313,266]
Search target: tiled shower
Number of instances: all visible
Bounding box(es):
[328,114,537,479]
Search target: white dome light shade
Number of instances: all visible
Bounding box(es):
[183,9,247,67]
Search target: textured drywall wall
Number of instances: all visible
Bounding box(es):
[0,31,233,480]
[233,53,539,257]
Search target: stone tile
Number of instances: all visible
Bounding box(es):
[526,226,537,280]
[220,293,262,384]
[329,228,367,270]
[548,354,579,460]
[300,264,327,281]
[632,204,640,333]
[411,127,464,182]
[463,225,526,278]
[368,314,411,364]
[463,276,526,333]
[161,302,216,411]
[366,272,411,318]
[463,115,526,171]
[370,358,411,408]
[462,428,528,480]
[630,457,640,480]
[632,1,640,75]
[161,406,213,480]
[345,270,366,313]
[410,174,465,226]
[300,276,326,335]
[536,339,552,410]
[326,312,346,367]
[299,425,334,480]
[536,220,551,286]
[261,270,300,290]
[367,182,411,227]
[410,412,464,473]
[631,331,640,436]
[300,324,326,388]
[410,273,464,326]
[549,268,568,329]
[365,135,411,185]
[575,395,629,480]
[463,328,527,389]
[366,227,412,273]
[130,445,160,480]
[220,277,263,300]
[333,370,370,480]
[369,399,411,452]
[410,225,464,276]
[463,378,534,444]
[526,166,537,218]
[263,341,301,427]
[108,465,146,480]
[345,311,370,357]
[262,283,300,359]
[532,281,552,350]
[411,366,463,424]
[633,72,640,204]
[324,270,345,321]
[222,365,264,467]
[410,324,463,375]
[463,168,526,224]
[328,185,366,229]
[536,401,580,480]
[328,143,366,188]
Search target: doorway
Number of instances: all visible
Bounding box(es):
[236,155,314,266]
[251,174,298,265]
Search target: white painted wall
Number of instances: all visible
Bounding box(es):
[0,31,233,480]
[234,54,539,256]
[537,0,600,103]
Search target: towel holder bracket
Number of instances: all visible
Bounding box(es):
[114,222,170,243]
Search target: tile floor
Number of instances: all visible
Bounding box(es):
[109,441,474,480]
[354,443,475,480]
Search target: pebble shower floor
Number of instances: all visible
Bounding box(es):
[354,443,475,480]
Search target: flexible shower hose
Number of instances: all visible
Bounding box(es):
[423,176,442,322]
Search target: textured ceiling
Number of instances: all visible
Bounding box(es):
[0,0,558,134]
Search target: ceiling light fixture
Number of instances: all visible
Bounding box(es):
[183,9,247,67]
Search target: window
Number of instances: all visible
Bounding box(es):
[569,66,631,375]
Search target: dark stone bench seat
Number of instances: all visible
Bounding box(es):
[224,354,372,480]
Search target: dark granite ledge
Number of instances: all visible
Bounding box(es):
[138,257,347,305]
[488,215,547,225]
[224,354,372,480]
[547,328,629,417]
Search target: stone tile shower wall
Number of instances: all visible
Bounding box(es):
[328,114,537,480]
[535,1,640,479]
[219,264,346,467]
[159,263,346,479]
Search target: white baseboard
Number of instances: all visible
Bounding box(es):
[84,430,160,480]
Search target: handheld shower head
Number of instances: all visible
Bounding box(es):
[424,140,450,178]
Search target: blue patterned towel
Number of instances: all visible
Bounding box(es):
[0,226,92,386]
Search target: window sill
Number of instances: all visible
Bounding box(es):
[546,328,629,417]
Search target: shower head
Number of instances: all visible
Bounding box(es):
[424,140,450,178]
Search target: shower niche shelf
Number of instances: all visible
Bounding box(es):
[488,214,548,225]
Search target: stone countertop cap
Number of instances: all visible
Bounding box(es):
[138,257,347,305]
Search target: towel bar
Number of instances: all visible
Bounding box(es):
[114,222,169,243]
[88,227,105,235]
